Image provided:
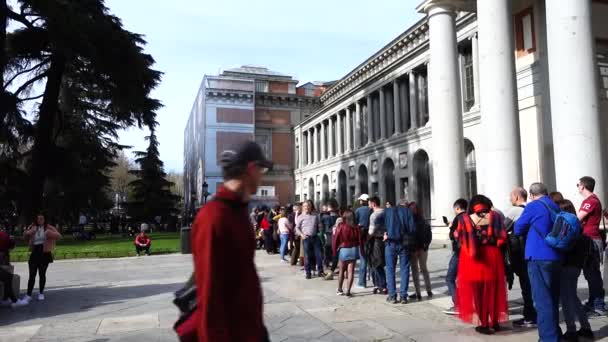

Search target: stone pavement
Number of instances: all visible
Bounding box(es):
[1,249,607,341]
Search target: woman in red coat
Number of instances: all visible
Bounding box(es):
[455,195,508,335]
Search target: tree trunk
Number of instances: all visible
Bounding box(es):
[20,54,65,223]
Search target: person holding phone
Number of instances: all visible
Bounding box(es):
[23,214,61,302]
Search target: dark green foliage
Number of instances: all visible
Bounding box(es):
[1,0,162,223]
[127,132,179,223]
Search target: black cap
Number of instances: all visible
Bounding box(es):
[220,140,273,172]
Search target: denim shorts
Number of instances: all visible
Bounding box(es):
[339,247,360,261]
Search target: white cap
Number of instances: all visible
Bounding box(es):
[358,194,369,201]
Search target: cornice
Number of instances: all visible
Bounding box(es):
[320,18,430,106]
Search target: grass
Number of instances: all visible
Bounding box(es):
[10,232,182,262]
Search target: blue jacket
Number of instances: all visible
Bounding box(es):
[514,195,561,261]
[384,206,415,241]
[355,206,371,228]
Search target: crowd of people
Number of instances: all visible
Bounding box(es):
[257,176,607,341]
[184,140,608,342]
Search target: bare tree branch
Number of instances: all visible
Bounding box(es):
[16,93,44,103]
[13,70,49,96]
[6,8,34,29]
[4,58,50,89]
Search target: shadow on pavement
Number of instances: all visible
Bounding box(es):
[0,282,183,326]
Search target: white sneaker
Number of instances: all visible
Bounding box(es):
[0,299,12,307]
[11,298,29,308]
[23,295,32,303]
[37,293,45,301]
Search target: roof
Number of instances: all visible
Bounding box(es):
[223,65,292,79]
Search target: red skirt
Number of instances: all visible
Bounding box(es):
[457,245,508,327]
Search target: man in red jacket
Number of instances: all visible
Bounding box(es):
[192,141,272,342]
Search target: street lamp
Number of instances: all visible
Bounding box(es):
[202,181,209,204]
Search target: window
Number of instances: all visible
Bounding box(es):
[514,7,536,57]
[257,186,275,197]
[255,134,271,160]
[288,83,296,94]
[462,49,475,111]
[305,86,314,97]
[372,182,379,197]
[255,81,268,93]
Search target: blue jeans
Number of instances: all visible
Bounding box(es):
[279,234,289,260]
[583,239,605,310]
[371,267,387,289]
[528,260,561,342]
[358,245,368,287]
[560,266,591,333]
[385,241,411,298]
[446,252,459,306]
[303,236,324,276]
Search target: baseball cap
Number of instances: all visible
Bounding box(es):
[358,194,369,201]
[220,140,273,173]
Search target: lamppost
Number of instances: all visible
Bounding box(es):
[202,181,209,204]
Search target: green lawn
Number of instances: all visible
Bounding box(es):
[11,232,182,262]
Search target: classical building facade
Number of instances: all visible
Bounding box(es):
[183,66,322,210]
[293,0,608,236]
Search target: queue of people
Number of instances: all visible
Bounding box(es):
[261,176,606,341]
[185,141,608,342]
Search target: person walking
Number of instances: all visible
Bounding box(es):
[295,200,325,279]
[23,214,61,302]
[455,195,508,335]
[368,197,387,294]
[504,187,537,328]
[409,202,433,301]
[191,140,272,342]
[355,194,372,288]
[333,210,363,297]
[556,199,594,341]
[277,207,292,263]
[383,199,416,304]
[576,176,607,315]
[442,198,467,315]
[515,182,562,341]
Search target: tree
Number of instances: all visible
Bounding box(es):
[2,0,162,222]
[127,132,179,223]
[108,150,137,203]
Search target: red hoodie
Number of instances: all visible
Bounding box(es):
[191,186,264,342]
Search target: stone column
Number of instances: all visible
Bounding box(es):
[546,0,605,202]
[307,129,312,165]
[313,126,318,163]
[337,112,344,154]
[328,116,334,158]
[419,1,465,219]
[477,0,522,210]
[346,107,352,151]
[366,94,374,144]
[471,33,481,109]
[300,130,305,168]
[321,121,327,160]
[354,101,361,148]
[393,79,401,135]
[408,71,418,130]
[379,87,387,139]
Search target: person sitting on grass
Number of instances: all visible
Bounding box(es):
[134,226,151,256]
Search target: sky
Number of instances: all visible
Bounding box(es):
[106,0,423,172]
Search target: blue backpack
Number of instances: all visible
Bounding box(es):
[533,200,581,251]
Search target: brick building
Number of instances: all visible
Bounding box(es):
[183,66,323,210]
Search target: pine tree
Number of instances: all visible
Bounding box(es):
[2,0,162,221]
[127,132,179,223]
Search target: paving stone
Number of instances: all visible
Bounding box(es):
[97,313,159,335]
[0,324,41,342]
